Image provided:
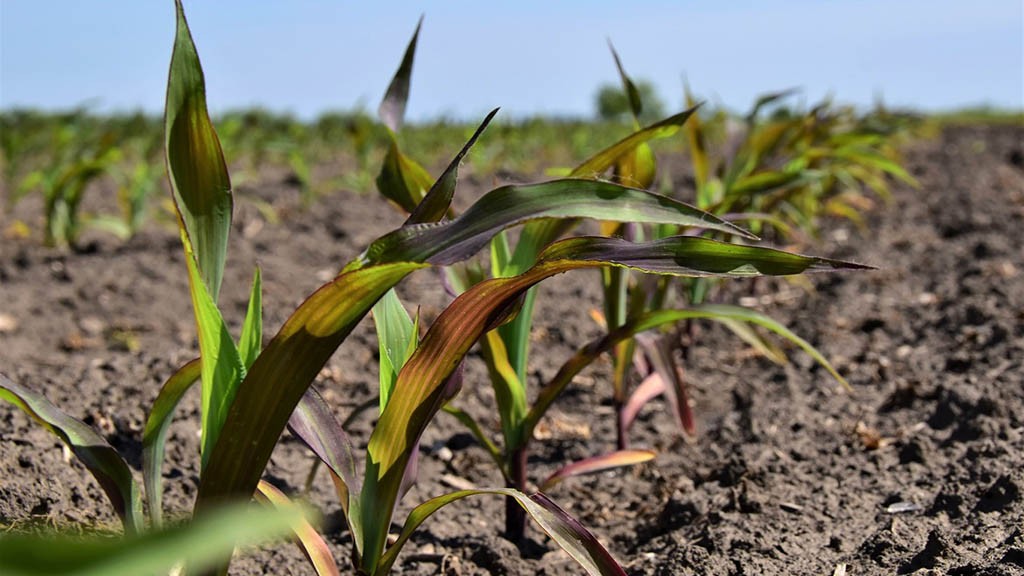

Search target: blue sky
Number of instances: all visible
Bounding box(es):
[1,1,1021,121]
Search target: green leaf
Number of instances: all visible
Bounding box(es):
[571,107,699,179]
[182,229,245,470]
[406,108,498,225]
[165,0,232,302]
[377,489,627,576]
[375,136,434,215]
[142,358,201,529]
[0,503,305,576]
[195,262,424,511]
[237,268,263,370]
[608,41,642,123]
[695,304,851,389]
[378,16,422,133]
[683,82,710,192]
[479,331,528,448]
[613,142,656,190]
[373,288,417,411]
[0,375,143,535]
[357,179,753,269]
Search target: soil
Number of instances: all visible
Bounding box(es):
[1,124,1022,575]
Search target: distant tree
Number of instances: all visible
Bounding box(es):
[594,79,666,124]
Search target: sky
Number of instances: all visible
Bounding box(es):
[1,0,1022,121]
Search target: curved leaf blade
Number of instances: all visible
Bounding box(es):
[0,503,304,576]
[358,179,753,269]
[255,481,340,576]
[165,0,232,301]
[196,262,424,511]
[572,106,699,179]
[539,450,656,492]
[406,108,499,225]
[363,235,866,563]
[142,358,201,529]
[0,374,143,535]
[378,16,422,133]
[377,489,626,576]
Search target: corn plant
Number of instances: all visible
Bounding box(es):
[8,115,122,248]
[567,49,867,452]
[368,32,869,547]
[152,7,863,574]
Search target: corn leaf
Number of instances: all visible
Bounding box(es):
[539,450,655,492]
[479,330,528,447]
[683,82,710,193]
[406,108,498,225]
[254,481,339,576]
[636,332,694,435]
[143,358,201,529]
[356,179,753,269]
[718,318,787,363]
[363,235,867,565]
[572,106,699,179]
[378,16,422,133]
[376,489,627,576]
[165,0,245,471]
[287,388,362,552]
[746,87,799,125]
[165,0,232,302]
[0,375,143,535]
[620,373,665,434]
[376,137,434,215]
[372,288,416,411]
[528,303,852,440]
[608,41,642,123]
[0,503,304,576]
[182,229,245,469]
[237,268,263,370]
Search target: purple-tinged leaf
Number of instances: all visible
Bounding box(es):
[363,234,867,565]
[288,388,362,497]
[376,489,626,576]
[620,373,666,434]
[636,332,695,436]
[540,450,656,491]
[357,180,753,269]
[378,16,422,133]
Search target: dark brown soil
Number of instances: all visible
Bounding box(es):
[1,124,1022,575]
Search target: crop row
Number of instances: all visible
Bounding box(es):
[0,3,917,575]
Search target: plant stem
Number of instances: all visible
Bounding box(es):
[614,396,629,450]
[504,445,528,543]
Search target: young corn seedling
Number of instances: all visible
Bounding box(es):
[570,51,868,451]
[369,32,870,546]
[9,115,123,248]
[152,8,861,574]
